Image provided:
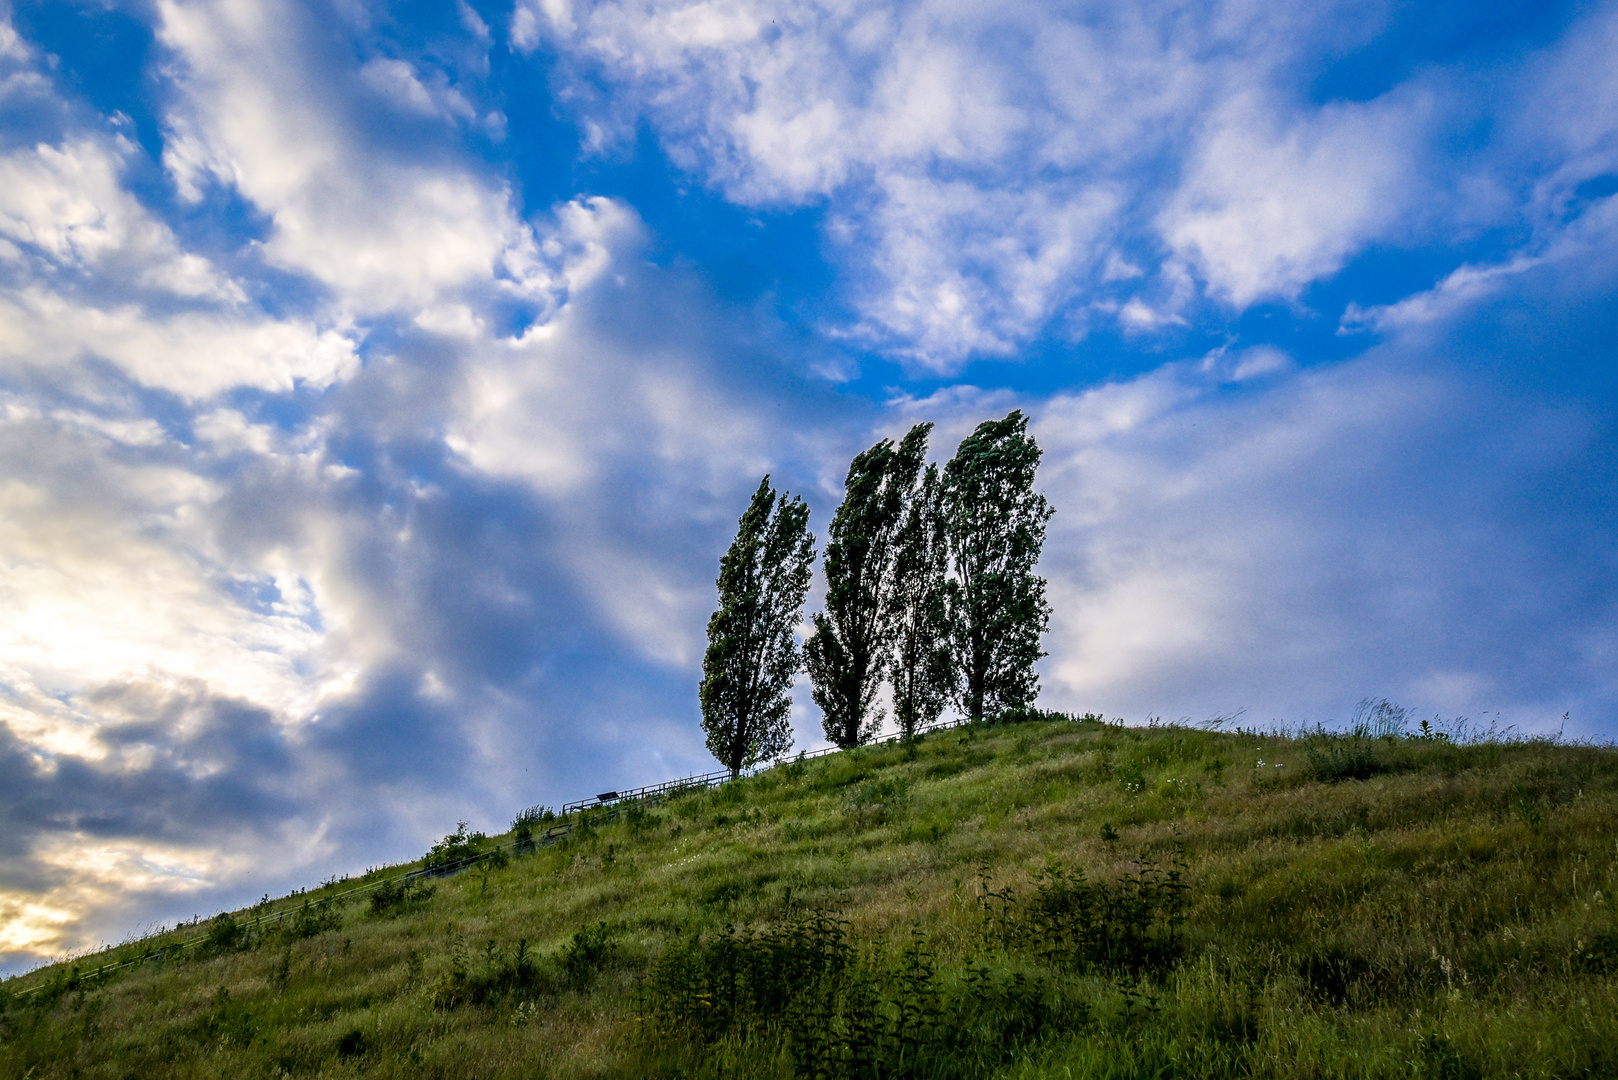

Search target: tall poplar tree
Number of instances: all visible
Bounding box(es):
[700,476,815,776]
[805,424,930,748]
[889,461,952,740]
[942,411,1054,723]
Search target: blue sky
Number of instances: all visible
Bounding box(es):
[1,0,1615,971]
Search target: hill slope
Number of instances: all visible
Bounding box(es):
[3,716,1617,1079]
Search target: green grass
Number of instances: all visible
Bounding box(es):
[3,718,1616,1078]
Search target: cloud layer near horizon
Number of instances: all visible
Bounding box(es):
[1,0,1615,972]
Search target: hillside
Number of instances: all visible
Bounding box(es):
[3,715,1616,1079]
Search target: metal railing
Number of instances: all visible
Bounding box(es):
[557,717,969,815]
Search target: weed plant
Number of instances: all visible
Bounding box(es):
[3,714,1617,1078]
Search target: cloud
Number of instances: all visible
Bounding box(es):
[1031,247,1618,731]
[444,196,856,668]
[520,0,1471,365]
[0,138,241,302]
[1340,256,1540,334]
[1512,2,1618,215]
[522,0,1618,369]
[0,288,360,399]
[0,412,336,962]
[1159,88,1428,306]
[517,0,1213,365]
[0,391,357,740]
[841,174,1120,361]
[0,106,359,399]
[156,0,529,314]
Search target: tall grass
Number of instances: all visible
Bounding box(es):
[2,713,1615,1078]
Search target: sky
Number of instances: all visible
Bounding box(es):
[0,0,1615,973]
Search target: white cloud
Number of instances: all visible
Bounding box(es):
[524,0,1618,361]
[520,0,1218,365]
[1160,89,1428,306]
[0,411,345,723]
[0,386,388,960]
[1340,256,1540,334]
[156,0,529,314]
[520,0,1463,363]
[843,174,1119,361]
[1515,2,1618,207]
[359,57,477,122]
[0,287,359,399]
[0,110,358,401]
[0,138,242,301]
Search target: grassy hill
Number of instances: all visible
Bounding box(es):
[3,714,1616,1079]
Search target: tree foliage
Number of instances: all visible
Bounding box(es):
[889,462,952,740]
[941,411,1053,723]
[700,477,815,775]
[805,424,930,748]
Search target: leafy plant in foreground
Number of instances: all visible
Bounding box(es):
[368,877,433,917]
[975,855,1190,978]
[511,804,556,854]
[432,937,542,1009]
[560,923,617,988]
[643,912,1086,1079]
[1303,729,1381,783]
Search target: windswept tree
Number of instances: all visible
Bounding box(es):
[805,424,930,748]
[700,477,816,776]
[889,461,953,740]
[942,410,1054,723]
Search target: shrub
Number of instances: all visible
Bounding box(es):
[560,923,616,988]
[368,878,433,917]
[975,855,1190,977]
[423,822,489,874]
[511,805,556,854]
[432,938,542,1009]
[204,913,244,953]
[643,914,1084,1078]
[269,898,344,941]
[988,705,1076,726]
[1304,731,1381,783]
[188,986,255,1049]
[335,1028,369,1058]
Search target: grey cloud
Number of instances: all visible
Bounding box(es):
[3,683,299,845]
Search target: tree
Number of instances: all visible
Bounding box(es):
[805,424,930,748]
[889,461,953,740]
[700,476,815,776]
[942,410,1054,723]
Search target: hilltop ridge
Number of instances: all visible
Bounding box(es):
[3,715,1616,1079]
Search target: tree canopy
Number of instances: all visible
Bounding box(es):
[941,410,1054,723]
[889,460,952,740]
[699,477,815,776]
[805,424,930,748]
